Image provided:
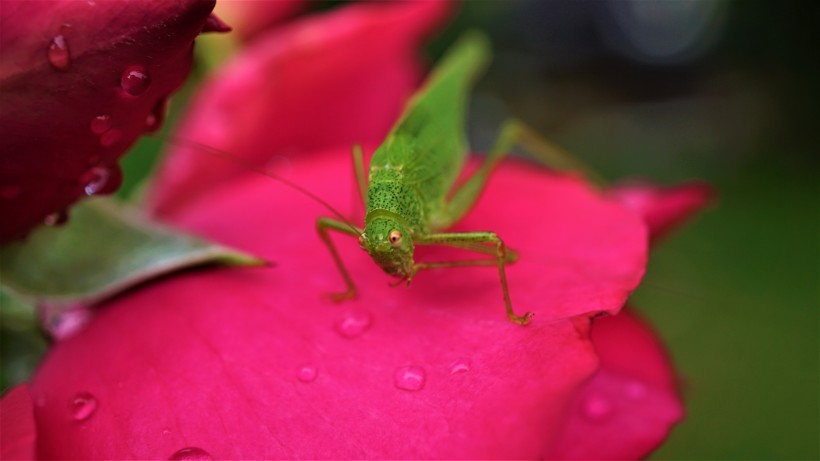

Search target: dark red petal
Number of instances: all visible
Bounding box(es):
[0,385,36,460]
[551,309,684,459]
[0,0,216,244]
[610,181,713,242]
[148,0,451,216]
[29,151,647,458]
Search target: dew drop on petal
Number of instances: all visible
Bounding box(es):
[81,166,110,196]
[90,115,112,135]
[334,310,372,338]
[169,447,214,461]
[99,128,122,147]
[0,185,21,200]
[44,210,69,227]
[624,379,648,400]
[394,366,426,391]
[144,98,167,133]
[47,35,70,70]
[70,392,97,421]
[162,428,172,437]
[449,357,472,375]
[121,65,151,96]
[297,365,318,383]
[581,393,613,423]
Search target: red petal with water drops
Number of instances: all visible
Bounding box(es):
[551,309,684,459]
[29,146,648,457]
[0,0,217,244]
[148,0,451,217]
[610,181,713,242]
[0,385,36,460]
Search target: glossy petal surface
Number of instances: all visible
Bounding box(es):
[30,150,647,458]
[0,0,216,243]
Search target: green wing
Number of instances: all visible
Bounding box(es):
[371,31,491,205]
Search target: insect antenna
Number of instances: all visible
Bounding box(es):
[160,136,363,236]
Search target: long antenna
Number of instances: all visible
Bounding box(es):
[161,136,363,236]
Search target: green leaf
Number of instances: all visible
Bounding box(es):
[0,198,264,310]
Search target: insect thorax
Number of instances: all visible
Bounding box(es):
[365,170,426,233]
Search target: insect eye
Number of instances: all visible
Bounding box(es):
[388,230,402,248]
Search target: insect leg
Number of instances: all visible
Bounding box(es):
[414,231,533,325]
[316,217,363,302]
[443,119,605,227]
[494,119,607,186]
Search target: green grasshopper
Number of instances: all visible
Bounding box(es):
[316,32,596,326]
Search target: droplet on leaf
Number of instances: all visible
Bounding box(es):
[90,115,112,135]
[334,310,372,338]
[82,166,110,196]
[169,447,214,460]
[394,365,426,391]
[297,365,318,383]
[47,35,71,70]
[449,357,471,374]
[121,65,151,96]
[70,392,97,421]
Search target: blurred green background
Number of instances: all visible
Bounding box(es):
[443,1,817,459]
[2,1,816,459]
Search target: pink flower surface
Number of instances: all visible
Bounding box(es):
[0,0,218,244]
[2,1,700,458]
[611,181,713,243]
[213,0,304,41]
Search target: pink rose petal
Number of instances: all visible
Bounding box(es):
[148,0,451,216]
[0,384,36,460]
[29,149,648,457]
[0,0,217,243]
[610,181,713,242]
[552,309,684,459]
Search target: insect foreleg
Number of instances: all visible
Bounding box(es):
[316,217,363,302]
[414,231,533,325]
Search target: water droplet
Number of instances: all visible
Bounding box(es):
[449,357,471,375]
[44,210,68,227]
[47,35,70,70]
[297,365,318,383]
[169,447,213,461]
[162,428,172,436]
[624,380,648,400]
[0,185,21,200]
[144,98,167,132]
[80,166,110,196]
[334,310,372,338]
[394,365,426,391]
[99,128,122,147]
[120,65,150,96]
[581,393,613,423]
[90,115,112,135]
[70,392,97,421]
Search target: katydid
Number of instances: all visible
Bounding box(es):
[167,32,595,326]
[316,32,597,326]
